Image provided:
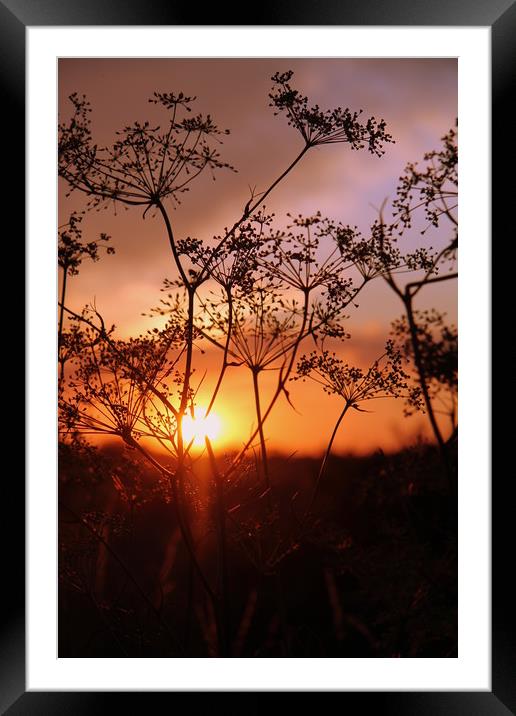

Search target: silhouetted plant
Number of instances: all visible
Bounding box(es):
[369,127,458,489]
[58,212,114,380]
[392,126,457,234]
[391,310,458,435]
[59,91,234,211]
[58,70,458,657]
[294,343,422,514]
[191,212,372,497]
[269,70,394,153]
[59,70,395,454]
[60,318,184,445]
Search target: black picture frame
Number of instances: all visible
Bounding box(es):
[6,0,512,711]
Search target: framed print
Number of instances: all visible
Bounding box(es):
[3,0,512,711]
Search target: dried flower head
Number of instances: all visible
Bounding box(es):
[59,212,114,276]
[295,341,422,410]
[59,91,235,210]
[269,70,394,154]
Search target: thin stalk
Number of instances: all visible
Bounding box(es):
[305,401,351,520]
[179,287,196,418]
[174,286,196,581]
[223,290,313,483]
[130,428,224,654]
[58,266,68,345]
[246,145,310,219]
[252,368,270,491]
[378,203,457,492]
[405,295,454,492]
[156,200,190,288]
[251,364,291,655]
[198,145,310,282]
[206,290,233,417]
[406,271,458,299]
[58,266,68,382]
[206,437,230,657]
[124,434,217,608]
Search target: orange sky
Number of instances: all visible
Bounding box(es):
[59,58,457,456]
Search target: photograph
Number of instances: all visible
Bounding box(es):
[0,0,504,703]
[57,57,459,659]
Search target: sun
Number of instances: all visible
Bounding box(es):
[182,408,222,447]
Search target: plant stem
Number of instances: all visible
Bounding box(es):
[157,201,190,287]
[58,266,68,382]
[206,289,233,417]
[306,401,351,519]
[406,271,458,299]
[252,369,270,491]
[199,145,310,282]
[405,295,454,493]
[124,435,217,609]
[224,292,312,484]
[205,437,230,656]
[179,287,196,420]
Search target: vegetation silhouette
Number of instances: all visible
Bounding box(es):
[58,70,457,657]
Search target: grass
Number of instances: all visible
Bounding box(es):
[59,440,457,657]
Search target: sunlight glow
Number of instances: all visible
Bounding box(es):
[182,408,222,447]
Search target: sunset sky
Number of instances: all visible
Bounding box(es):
[58,58,457,456]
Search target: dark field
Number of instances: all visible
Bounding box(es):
[59,440,457,658]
